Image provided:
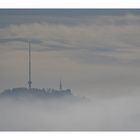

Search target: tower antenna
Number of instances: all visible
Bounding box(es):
[28,41,32,89]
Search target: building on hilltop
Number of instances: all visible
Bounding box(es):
[0,42,81,101]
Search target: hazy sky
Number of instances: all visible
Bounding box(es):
[1,9,140,98]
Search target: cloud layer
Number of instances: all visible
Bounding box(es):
[1,14,140,65]
[0,95,140,131]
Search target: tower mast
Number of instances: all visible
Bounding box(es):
[28,42,32,89]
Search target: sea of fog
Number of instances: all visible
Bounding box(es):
[0,93,140,131]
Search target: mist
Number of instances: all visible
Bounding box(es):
[0,93,140,131]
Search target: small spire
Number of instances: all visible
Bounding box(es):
[59,80,62,90]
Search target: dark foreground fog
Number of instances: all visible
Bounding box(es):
[0,94,140,131]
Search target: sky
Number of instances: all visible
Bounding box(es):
[1,9,140,98]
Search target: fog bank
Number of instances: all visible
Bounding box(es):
[0,94,140,131]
